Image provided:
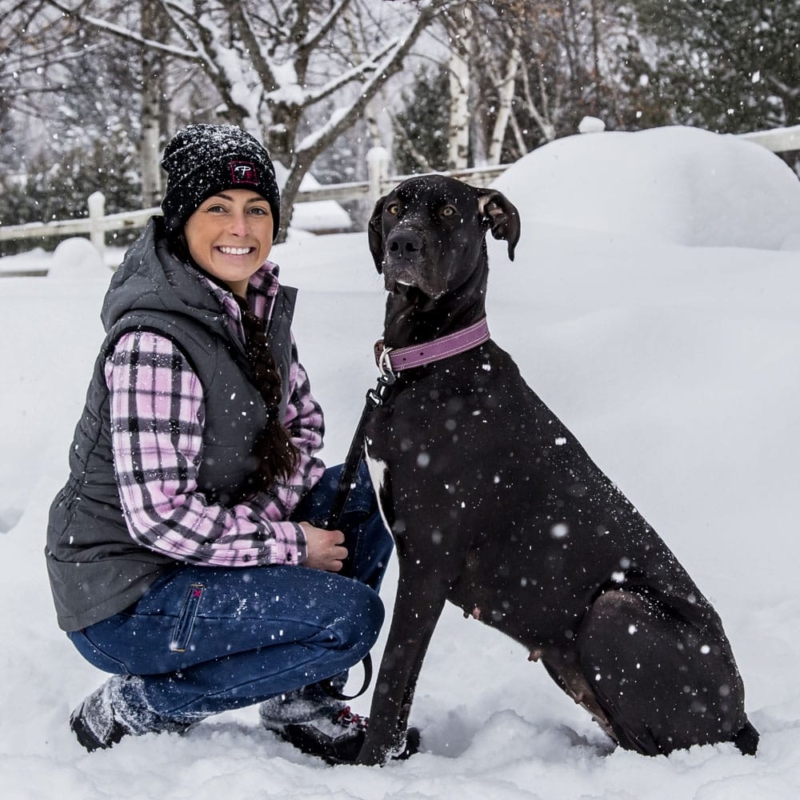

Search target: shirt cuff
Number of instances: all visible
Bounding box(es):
[269,521,308,566]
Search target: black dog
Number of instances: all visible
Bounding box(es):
[356,174,758,765]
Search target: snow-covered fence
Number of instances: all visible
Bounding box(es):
[2,124,799,272]
[738,124,800,153]
[0,192,157,254]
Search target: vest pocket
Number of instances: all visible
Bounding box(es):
[169,583,205,653]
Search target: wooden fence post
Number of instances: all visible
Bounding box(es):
[87,191,106,258]
[367,146,389,210]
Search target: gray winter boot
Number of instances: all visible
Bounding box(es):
[70,675,193,752]
[259,679,420,765]
[259,682,369,765]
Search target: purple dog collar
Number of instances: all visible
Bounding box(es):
[374,318,490,376]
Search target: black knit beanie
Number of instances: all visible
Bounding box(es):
[160,123,281,236]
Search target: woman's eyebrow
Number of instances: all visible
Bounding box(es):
[209,192,269,205]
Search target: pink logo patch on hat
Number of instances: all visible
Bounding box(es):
[230,160,259,185]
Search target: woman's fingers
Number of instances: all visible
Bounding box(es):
[300,523,348,571]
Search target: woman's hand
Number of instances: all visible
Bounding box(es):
[300,523,348,572]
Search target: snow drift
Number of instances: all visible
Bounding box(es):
[495,125,800,249]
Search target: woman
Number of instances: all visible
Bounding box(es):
[45,124,394,765]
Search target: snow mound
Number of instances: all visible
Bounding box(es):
[47,237,107,279]
[493,125,800,249]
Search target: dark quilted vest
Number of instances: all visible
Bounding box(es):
[46,218,296,631]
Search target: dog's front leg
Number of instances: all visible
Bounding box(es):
[357,559,449,766]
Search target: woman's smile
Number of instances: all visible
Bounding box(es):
[218,246,254,256]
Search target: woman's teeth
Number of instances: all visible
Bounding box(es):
[219,246,251,255]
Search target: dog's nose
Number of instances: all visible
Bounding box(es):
[386,229,423,260]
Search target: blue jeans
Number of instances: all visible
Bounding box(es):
[67,464,392,722]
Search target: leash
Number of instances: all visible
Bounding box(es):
[320,317,490,702]
[319,371,395,702]
[323,373,396,533]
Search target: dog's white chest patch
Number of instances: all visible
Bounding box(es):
[365,440,391,534]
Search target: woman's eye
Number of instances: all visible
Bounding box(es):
[387,203,400,216]
[249,206,270,216]
[441,205,457,218]
[207,204,226,213]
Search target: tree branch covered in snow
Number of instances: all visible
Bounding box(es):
[29,0,451,240]
[44,0,201,60]
[299,0,353,58]
[296,0,448,159]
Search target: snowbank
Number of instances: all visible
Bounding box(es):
[493,125,800,249]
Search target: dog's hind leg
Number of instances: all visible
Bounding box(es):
[539,657,617,744]
[574,589,757,756]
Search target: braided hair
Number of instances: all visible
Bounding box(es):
[233,294,299,488]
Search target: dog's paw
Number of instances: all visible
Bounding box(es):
[357,727,420,766]
[390,726,421,761]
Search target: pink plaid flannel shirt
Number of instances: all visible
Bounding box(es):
[104,262,325,567]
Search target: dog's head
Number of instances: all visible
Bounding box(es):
[368,175,520,301]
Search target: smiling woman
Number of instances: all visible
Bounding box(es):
[44,123,397,765]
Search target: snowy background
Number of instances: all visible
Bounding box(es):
[2,126,800,798]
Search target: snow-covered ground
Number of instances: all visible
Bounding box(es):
[2,126,800,799]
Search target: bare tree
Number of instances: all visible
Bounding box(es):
[45,0,452,239]
[486,31,521,165]
[484,0,637,156]
[429,1,530,169]
[0,1,99,141]
[139,0,164,207]
[444,3,471,170]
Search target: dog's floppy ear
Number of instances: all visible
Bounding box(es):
[478,189,521,262]
[368,195,388,273]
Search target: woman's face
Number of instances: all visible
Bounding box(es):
[183,189,274,297]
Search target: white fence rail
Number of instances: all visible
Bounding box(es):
[1,124,799,270]
[738,124,800,153]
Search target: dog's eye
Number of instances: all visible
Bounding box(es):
[441,205,457,218]
[387,203,400,216]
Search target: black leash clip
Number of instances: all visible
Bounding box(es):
[367,370,395,408]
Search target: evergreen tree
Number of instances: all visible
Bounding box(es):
[392,65,451,175]
[633,0,800,133]
[0,132,141,256]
